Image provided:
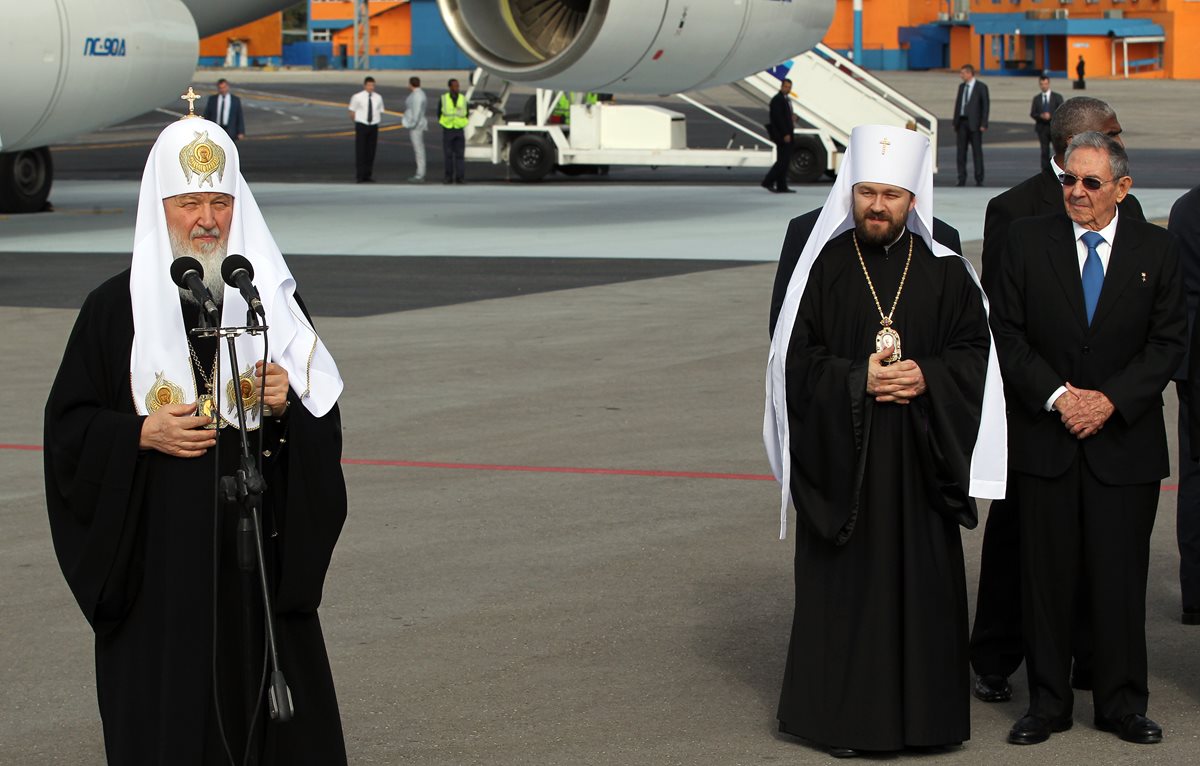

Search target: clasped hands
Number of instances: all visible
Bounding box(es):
[1054,382,1114,440]
[866,348,927,405]
[138,362,290,457]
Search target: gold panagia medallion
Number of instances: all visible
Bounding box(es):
[876,326,902,364]
[179,130,226,188]
[226,366,260,413]
[145,371,184,412]
[196,394,219,429]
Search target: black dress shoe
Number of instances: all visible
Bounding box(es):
[1096,713,1162,744]
[775,187,796,193]
[973,674,1012,702]
[1008,714,1071,745]
[828,747,860,758]
[1183,607,1200,625]
[955,181,966,187]
[761,181,774,192]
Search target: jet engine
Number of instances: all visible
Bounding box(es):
[436,0,835,94]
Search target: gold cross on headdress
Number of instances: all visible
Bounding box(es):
[180,87,201,119]
[879,137,891,156]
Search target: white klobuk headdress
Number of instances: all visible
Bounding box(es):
[764,124,1006,538]
[129,117,343,428]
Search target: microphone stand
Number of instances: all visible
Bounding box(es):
[209,312,294,725]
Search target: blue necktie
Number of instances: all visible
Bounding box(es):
[1081,230,1105,325]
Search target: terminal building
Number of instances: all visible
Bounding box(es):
[818,0,1197,78]
[198,0,1200,79]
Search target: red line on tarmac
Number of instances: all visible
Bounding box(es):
[0,444,1183,489]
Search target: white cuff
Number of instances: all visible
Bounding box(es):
[1045,385,1068,412]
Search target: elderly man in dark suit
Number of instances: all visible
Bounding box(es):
[969,97,1148,708]
[202,78,245,142]
[1031,75,1064,173]
[952,64,989,187]
[991,132,1185,747]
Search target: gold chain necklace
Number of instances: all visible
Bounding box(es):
[853,231,913,363]
[187,339,220,426]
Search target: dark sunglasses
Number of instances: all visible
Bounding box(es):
[1059,173,1115,191]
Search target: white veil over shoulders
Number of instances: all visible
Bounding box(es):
[129,117,343,429]
[764,125,1006,539]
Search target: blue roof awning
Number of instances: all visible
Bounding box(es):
[970,13,1163,38]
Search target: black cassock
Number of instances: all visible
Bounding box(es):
[778,230,989,751]
[44,271,348,765]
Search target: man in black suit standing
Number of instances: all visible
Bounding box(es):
[1172,186,1200,625]
[1031,75,1063,173]
[992,132,1185,747]
[761,78,796,194]
[202,79,245,142]
[970,98,1147,707]
[952,64,989,187]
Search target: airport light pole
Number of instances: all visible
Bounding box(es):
[853,0,863,64]
[353,0,370,70]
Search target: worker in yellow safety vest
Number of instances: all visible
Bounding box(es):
[551,92,601,125]
[440,78,469,184]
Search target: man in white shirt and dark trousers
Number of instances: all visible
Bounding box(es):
[402,76,428,183]
[349,77,383,183]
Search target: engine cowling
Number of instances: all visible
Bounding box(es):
[437,0,835,93]
[0,0,198,153]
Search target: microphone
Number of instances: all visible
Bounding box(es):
[221,254,265,319]
[169,257,220,324]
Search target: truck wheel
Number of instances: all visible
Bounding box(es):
[0,147,53,213]
[787,135,826,184]
[510,134,555,182]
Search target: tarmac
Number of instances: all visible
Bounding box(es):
[2,70,1200,765]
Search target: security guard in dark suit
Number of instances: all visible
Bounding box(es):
[1031,75,1064,173]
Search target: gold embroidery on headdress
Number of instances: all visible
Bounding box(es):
[179,131,226,188]
[145,371,184,412]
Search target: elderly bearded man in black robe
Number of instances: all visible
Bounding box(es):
[44,105,348,765]
[764,125,1006,758]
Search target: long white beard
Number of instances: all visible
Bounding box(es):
[169,227,228,306]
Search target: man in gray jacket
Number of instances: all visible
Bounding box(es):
[402,76,428,182]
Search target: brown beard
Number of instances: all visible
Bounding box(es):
[854,213,906,248]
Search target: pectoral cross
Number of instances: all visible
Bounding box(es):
[879,137,891,156]
[181,87,201,118]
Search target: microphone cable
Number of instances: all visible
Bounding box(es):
[205,320,238,766]
[240,327,273,766]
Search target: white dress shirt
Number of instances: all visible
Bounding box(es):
[348,90,383,125]
[1045,208,1121,410]
[219,94,230,126]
